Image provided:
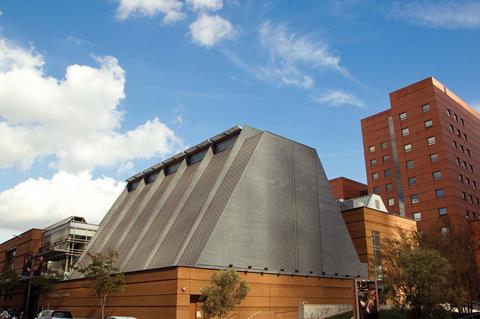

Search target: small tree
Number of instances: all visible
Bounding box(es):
[76,250,124,319]
[0,270,20,291]
[383,234,451,319]
[200,269,250,319]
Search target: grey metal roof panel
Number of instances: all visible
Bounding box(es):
[74,125,367,278]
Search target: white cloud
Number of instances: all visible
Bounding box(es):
[116,0,185,23]
[392,1,480,29]
[311,89,364,108]
[187,0,223,11]
[189,13,235,47]
[65,35,90,46]
[0,172,124,234]
[0,36,183,173]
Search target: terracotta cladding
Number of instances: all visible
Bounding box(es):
[361,77,480,233]
[329,177,368,200]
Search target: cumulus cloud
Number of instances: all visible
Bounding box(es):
[0,172,124,234]
[392,1,480,29]
[187,0,223,11]
[0,36,183,172]
[311,89,364,108]
[116,0,185,23]
[189,13,235,47]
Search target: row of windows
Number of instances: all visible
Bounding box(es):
[456,157,475,174]
[403,135,437,153]
[452,140,471,156]
[447,108,466,127]
[449,124,468,142]
[458,174,477,190]
[368,141,388,153]
[461,191,480,205]
[398,103,431,122]
[412,207,448,221]
[0,288,14,301]
[127,135,238,192]
[414,209,480,223]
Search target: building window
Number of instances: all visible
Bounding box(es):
[372,231,383,281]
[427,136,436,145]
[5,249,16,271]
[369,145,376,153]
[413,212,422,221]
[430,153,439,162]
[164,161,181,176]
[422,104,430,112]
[388,198,395,206]
[406,160,415,169]
[381,141,388,150]
[384,169,391,177]
[386,183,393,192]
[424,120,433,128]
[464,133,468,141]
[186,148,208,165]
[435,188,445,198]
[408,177,417,186]
[372,173,379,180]
[459,174,464,182]
[127,181,139,192]
[454,113,458,121]
[373,187,380,194]
[433,170,442,180]
[411,194,420,204]
[441,226,449,235]
[401,128,410,136]
[370,159,377,167]
[213,135,238,154]
[144,171,160,185]
[461,118,465,126]
[447,109,451,117]
[404,144,412,152]
[399,112,407,121]
[438,207,447,216]
[450,124,454,133]
[383,155,390,163]
[456,157,460,166]
[457,129,461,137]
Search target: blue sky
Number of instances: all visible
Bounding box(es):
[0,0,479,241]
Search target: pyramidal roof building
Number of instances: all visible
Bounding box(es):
[73,125,367,278]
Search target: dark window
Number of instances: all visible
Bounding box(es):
[213,135,238,154]
[433,171,442,180]
[145,171,160,185]
[386,183,393,192]
[372,231,383,281]
[383,155,390,163]
[164,161,181,175]
[422,104,430,112]
[411,194,420,204]
[406,160,415,169]
[127,181,139,192]
[430,153,439,162]
[186,148,208,166]
[438,207,448,216]
[435,188,445,198]
[384,169,391,177]
[381,141,388,150]
[408,177,416,186]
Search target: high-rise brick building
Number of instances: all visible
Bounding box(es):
[361,77,480,233]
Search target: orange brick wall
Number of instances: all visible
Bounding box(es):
[329,177,368,200]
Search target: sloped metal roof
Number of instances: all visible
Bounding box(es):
[71,125,367,278]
